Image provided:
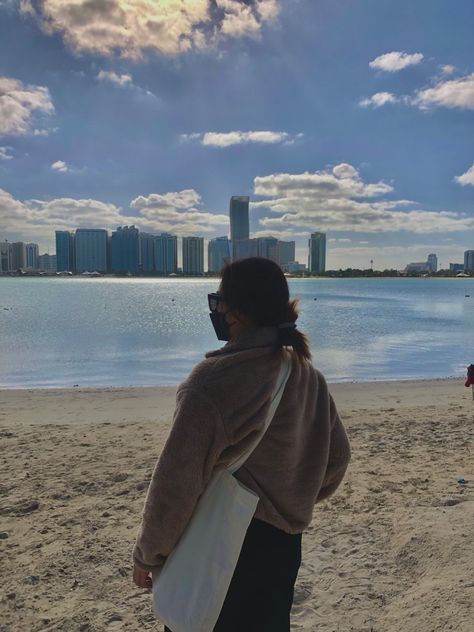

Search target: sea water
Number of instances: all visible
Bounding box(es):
[0,277,473,388]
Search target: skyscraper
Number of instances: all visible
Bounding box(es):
[464,250,474,272]
[183,236,204,275]
[233,238,259,260]
[308,232,326,275]
[25,243,39,269]
[11,242,26,270]
[208,236,231,273]
[427,253,438,273]
[111,225,139,274]
[56,230,74,272]
[139,232,155,273]
[256,237,296,268]
[154,233,178,274]
[257,237,279,261]
[229,196,249,261]
[75,229,108,273]
[0,242,12,274]
[278,241,296,268]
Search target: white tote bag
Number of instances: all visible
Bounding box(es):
[152,350,292,632]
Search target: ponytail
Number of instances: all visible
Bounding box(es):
[275,298,312,364]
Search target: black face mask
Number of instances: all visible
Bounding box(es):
[209,311,231,341]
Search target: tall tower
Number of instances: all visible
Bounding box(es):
[111,225,140,274]
[154,233,178,274]
[11,242,26,270]
[427,253,438,273]
[56,231,74,272]
[182,236,204,275]
[0,241,12,274]
[464,250,474,272]
[308,232,326,275]
[208,236,231,273]
[229,196,249,261]
[139,232,155,273]
[74,229,108,273]
[25,243,39,270]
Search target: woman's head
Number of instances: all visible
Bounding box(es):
[218,257,311,363]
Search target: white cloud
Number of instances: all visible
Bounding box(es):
[0,76,54,137]
[0,146,13,160]
[413,73,474,110]
[0,186,230,249]
[253,163,474,235]
[440,64,456,76]
[454,164,474,187]
[51,160,68,172]
[0,187,125,246]
[20,0,280,59]
[218,0,261,37]
[360,92,398,108]
[332,163,359,179]
[253,164,393,200]
[369,51,424,72]
[31,126,59,136]
[181,130,298,147]
[180,132,202,143]
[217,0,279,39]
[252,229,308,239]
[130,190,229,234]
[19,0,35,17]
[96,70,133,87]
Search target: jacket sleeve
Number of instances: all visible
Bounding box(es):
[132,387,229,573]
[316,393,351,503]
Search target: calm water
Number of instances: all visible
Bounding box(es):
[1,277,473,388]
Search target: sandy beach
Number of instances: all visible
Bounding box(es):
[1,379,473,632]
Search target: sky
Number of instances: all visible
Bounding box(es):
[0,0,473,270]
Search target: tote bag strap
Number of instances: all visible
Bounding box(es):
[227,349,292,475]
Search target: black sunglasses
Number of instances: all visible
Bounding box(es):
[208,292,223,312]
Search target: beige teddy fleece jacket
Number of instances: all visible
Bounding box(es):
[133,327,351,573]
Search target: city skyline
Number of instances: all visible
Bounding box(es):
[0,1,473,269]
[0,208,309,274]
[3,222,474,274]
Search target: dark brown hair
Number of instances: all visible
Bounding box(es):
[220,257,311,363]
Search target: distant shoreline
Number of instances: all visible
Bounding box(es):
[0,375,467,393]
[1,274,472,280]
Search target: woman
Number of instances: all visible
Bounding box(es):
[132,257,351,632]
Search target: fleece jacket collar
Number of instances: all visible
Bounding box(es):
[205,326,279,358]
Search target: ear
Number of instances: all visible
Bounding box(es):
[230,309,253,326]
[224,309,240,325]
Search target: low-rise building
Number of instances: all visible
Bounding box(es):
[38,254,57,273]
[405,262,430,273]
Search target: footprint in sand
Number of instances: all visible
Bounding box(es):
[292,579,313,605]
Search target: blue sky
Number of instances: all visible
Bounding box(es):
[0,0,473,269]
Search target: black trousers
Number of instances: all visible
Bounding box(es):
[164,517,302,632]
